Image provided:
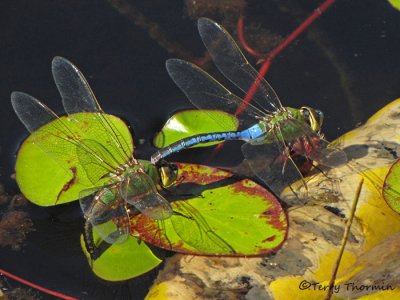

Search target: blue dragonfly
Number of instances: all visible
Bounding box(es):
[151,18,347,195]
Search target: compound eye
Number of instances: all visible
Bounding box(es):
[314,109,324,130]
[158,162,178,188]
[300,106,323,132]
[300,107,310,119]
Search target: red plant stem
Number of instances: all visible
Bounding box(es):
[237,16,264,58]
[235,0,336,115]
[0,268,78,300]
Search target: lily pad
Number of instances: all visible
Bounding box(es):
[80,162,287,280]
[389,0,400,10]
[132,163,287,256]
[153,110,239,148]
[15,112,133,206]
[383,158,400,214]
[80,229,162,281]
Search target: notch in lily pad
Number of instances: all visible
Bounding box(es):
[153,110,239,148]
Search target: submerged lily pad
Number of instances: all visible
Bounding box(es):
[80,229,162,282]
[132,163,287,256]
[383,158,400,214]
[153,110,239,148]
[15,112,133,206]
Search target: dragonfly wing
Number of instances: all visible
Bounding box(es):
[11,92,58,133]
[12,91,130,188]
[138,193,173,220]
[310,139,348,168]
[52,57,133,184]
[120,170,173,220]
[12,92,107,187]
[52,56,133,168]
[171,201,235,254]
[76,139,123,184]
[166,59,262,130]
[241,139,306,197]
[79,186,130,244]
[12,58,134,203]
[52,56,100,113]
[197,18,283,113]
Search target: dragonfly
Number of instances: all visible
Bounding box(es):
[151,18,347,195]
[11,56,177,245]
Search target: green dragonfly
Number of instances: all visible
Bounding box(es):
[11,56,177,245]
[152,18,347,195]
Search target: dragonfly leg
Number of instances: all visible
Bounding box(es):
[287,154,308,191]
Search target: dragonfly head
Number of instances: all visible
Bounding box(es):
[157,160,178,188]
[300,106,324,132]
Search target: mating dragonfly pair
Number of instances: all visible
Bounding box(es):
[12,18,346,249]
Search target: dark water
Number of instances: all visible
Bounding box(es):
[0,0,400,299]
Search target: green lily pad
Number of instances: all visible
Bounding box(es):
[15,112,133,206]
[153,110,239,148]
[132,163,287,256]
[388,0,400,10]
[80,229,162,281]
[383,158,400,214]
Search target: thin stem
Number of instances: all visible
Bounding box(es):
[324,178,363,300]
[237,15,264,58]
[235,0,336,115]
[0,268,78,300]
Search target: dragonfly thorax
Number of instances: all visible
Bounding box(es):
[262,108,293,129]
[109,157,141,180]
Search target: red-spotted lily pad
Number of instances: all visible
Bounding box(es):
[383,158,400,214]
[80,162,287,281]
[153,110,239,148]
[131,163,288,256]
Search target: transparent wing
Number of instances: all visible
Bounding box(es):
[11,92,58,132]
[120,170,173,220]
[76,139,125,184]
[309,139,348,168]
[80,185,130,244]
[52,56,133,167]
[12,92,131,188]
[166,58,263,131]
[242,138,306,198]
[12,58,134,189]
[198,18,283,114]
[171,201,235,254]
[52,56,100,113]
